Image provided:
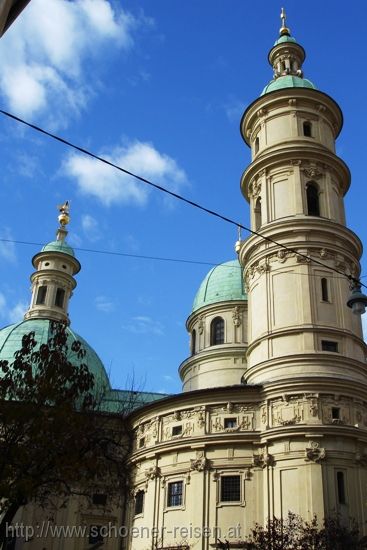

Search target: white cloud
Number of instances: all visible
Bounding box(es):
[362,313,367,342]
[122,315,164,336]
[224,96,245,123]
[0,293,6,317]
[0,0,144,126]
[8,301,28,324]
[64,141,188,206]
[0,294,27,324]
[95,296,114,313]
[82,214,101,241]
[0,228,16,263]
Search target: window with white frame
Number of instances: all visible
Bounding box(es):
[220,475,241,502]
[167,480,183,507]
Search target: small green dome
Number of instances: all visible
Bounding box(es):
[273,35,297,46]
[41,240,75,257]
[192,260,247,313]
[0,319,111,393]
[261,75,316,96]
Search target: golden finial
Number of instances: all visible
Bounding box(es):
[279,7,290,36]
[57,201,70,227]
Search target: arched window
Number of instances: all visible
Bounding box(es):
[254,197,262,230]
[191,329,196,355]
[210,317,224,345]
[321,278,329,302]
[254,136,259,154]
[303,121,312,137]
[306,182,320,216]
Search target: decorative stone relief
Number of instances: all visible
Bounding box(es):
[239,415,254,430]
[193,407,206,429]
[145,466,161,486]
[183,422,194,436]
[302,165,323,179]
[309,399,320,418]
[232,306,242,327]
[212,471,220,482]
[190,451,208,472]
[252,452,274,468]
[271,399,303,427]
[212,417,224,432]
[248,178,262,199]
[305,441,325,463]
[197,315,204,335]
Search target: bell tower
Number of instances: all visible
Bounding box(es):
[238,10,366,386]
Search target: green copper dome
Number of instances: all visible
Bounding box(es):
[261,75,316,96]
[41,240,75,257]
[273,35,297,46]
[0,319,111,392]
[192,260,247,313]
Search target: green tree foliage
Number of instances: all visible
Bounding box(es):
[243,512,367,549]
[0,322,132,546]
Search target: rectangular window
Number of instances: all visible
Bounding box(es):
[92,493,107,506]
[332,407,340,420]
[135,490,144,515]
[167,481,183,507]
[172,425,182,436]
[55,288,65,308]
[322,340,338,352]
[337,471,346,504]
[35,286,47,305]
[220,475,241,502]
[224,418,237,429]
[321,278,329,302]
[139,437,145,448]
[88,525,103,545]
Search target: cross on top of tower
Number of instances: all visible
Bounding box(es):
[279,7,291,36]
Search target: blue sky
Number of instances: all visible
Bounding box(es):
[0,0,366,394]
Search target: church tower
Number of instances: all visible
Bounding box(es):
[238,9,367,525]
[238,11,365,385]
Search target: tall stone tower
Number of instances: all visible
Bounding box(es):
[238,10,367,523]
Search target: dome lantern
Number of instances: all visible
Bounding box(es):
[24,202,81,324]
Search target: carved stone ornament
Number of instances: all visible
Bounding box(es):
[190,456,208,472]
[252,453,274,469]
[232,306,242,327]
[249,178,262,199]
[309,401,319,418]
[145,466,161,482]
[196,410,205,428]
[212,417,223,432]
[305,441,326,463]
[302,165,323,179]
[197,315,204,335]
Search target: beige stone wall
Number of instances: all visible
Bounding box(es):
[180,301,248,391]
[128,388,367,548]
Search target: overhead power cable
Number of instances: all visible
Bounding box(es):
[0,108,365,290]
[0,237,360,282]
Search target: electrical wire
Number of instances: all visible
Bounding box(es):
[0,237,362,282]
[0,108,366,290]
